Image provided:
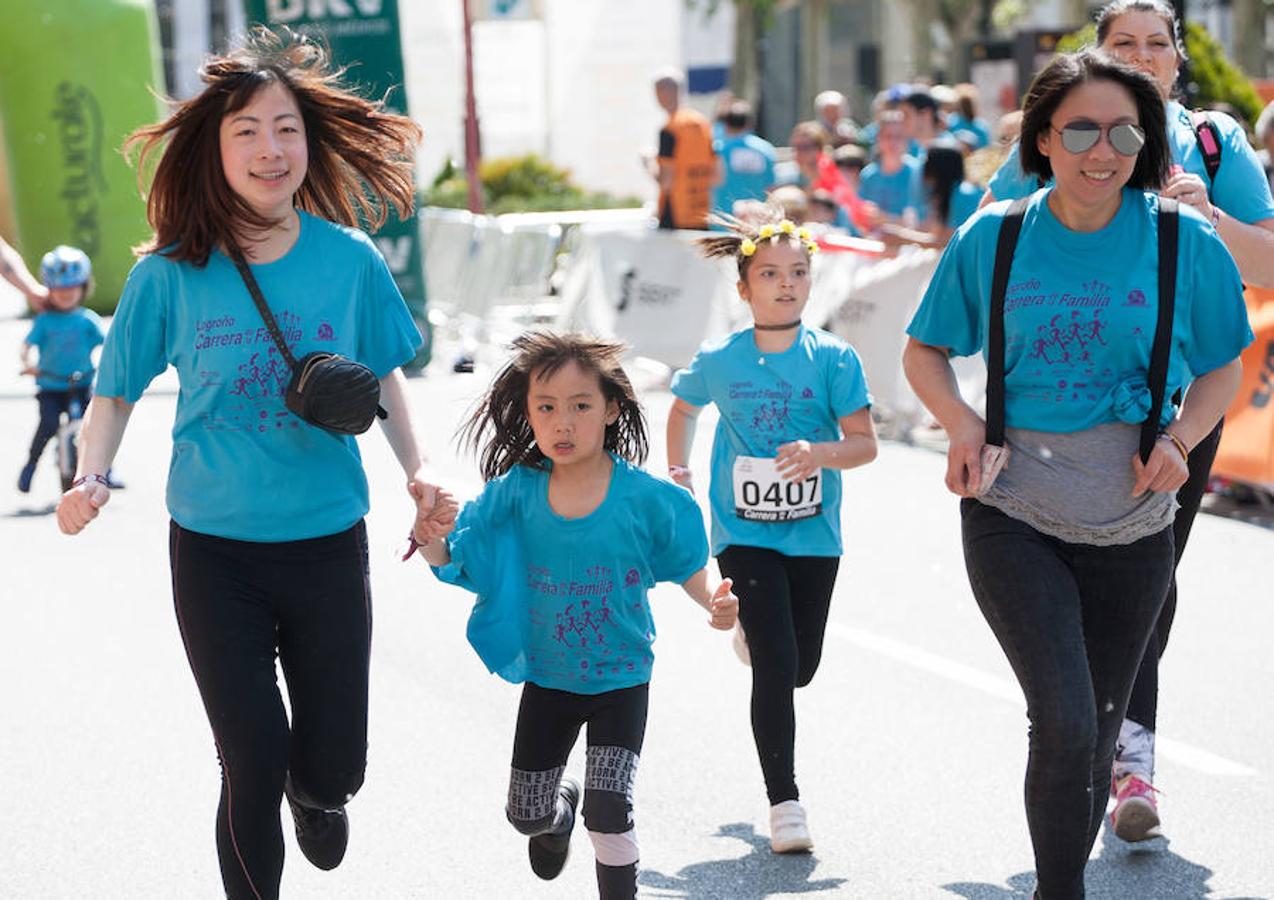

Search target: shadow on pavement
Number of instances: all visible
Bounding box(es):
[1200,491,1274,531]
[943,823,1265,900]
[640,821,846,898]
[5,503,56,518]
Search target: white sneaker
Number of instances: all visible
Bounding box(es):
[769,799,813,853]
[732,621,751,666]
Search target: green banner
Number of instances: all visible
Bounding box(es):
[0,0,164,314]
[243,0,431,368]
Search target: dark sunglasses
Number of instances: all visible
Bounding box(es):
[1052,120,1145,156]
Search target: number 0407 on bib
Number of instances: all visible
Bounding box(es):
[732,456,823,522]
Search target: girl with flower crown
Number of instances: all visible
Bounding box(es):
[666,215,878,852]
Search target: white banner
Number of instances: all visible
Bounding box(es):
[556,227,741,368]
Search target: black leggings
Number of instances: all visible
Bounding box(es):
[169,521,372,900]
[1124,419,1222,733]
[26,387,90,466]
[716,545,839,805]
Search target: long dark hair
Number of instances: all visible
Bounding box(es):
[923,146,965,226]
[1019,49,1170,190]
[125,26,422,265]
[460,332,648,481]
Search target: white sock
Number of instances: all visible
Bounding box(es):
[1113,718,1155,782]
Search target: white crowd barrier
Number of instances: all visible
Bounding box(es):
[421,207,985,430]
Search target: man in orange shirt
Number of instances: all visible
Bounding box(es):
[649,70,716,230]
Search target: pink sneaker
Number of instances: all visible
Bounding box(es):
[1110,774,1161,842]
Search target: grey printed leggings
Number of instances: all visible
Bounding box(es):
[507,682,647,898]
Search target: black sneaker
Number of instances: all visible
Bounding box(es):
[284,776,349,871]
[528,776,581,881]
[18,462,35,493]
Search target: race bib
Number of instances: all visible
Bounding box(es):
[732,455,822,522]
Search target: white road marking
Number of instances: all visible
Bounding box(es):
[827,622,1258,778]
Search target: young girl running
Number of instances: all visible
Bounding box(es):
[409,331,738,900]
[666,215,877,852]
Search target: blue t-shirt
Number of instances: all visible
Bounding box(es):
[97,211,422,541]
[712,132,776,220]
[988,102,1274,225]
[26,307,104,389]
[670,326,872,557]
[947,115,991,150]
[860,155,925,219]
[947,181,983,229]
[907,188,1252,433]
[432,456,708,693]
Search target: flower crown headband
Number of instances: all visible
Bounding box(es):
[739,219,819,258]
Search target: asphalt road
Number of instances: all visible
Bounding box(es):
[2,296,1271,899]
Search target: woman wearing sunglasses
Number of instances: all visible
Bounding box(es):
[983,0,1274,844]
[903,50,1249,899]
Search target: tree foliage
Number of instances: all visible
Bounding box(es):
[424,155,639,215]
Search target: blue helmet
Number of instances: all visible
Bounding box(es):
[39,245,92,289]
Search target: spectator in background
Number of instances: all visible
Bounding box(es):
[712,89,737,141]
[1,235,49,311]
[711,100,776,224]
[923,145,983,234]
[832,144,869,194]
[806,188,856,233]
[996,109,1024,147]
[1258,101,1274,194]
[648,69,717,230]
[881,145,983,251]
[948,83,992,150]
[767,184,811,224]
[788,121,879,233]
[859,111,925,224]
[900,87,952,157]
[858,84,909,152]
[814,90,859,148]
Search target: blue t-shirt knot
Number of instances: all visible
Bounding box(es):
[1111,378,1152,425]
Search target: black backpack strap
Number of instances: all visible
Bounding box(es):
[985,197,1030,448]
[1190,110,1223,187]
[1143,197,1179,463]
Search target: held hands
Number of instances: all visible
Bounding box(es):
[56,480,111,535]
[706,577,739,631]
[408,479,458,545]
[775,440,820,481]
[1131,439,1189,498]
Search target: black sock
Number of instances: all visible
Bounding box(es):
[595,861,637,900]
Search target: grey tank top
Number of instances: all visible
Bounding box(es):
[981,423,1178,546]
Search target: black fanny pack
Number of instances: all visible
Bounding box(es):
[231,251,387,435]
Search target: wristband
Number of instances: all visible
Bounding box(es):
[1158,431,1189,463]
[72,473,110,489]
[400,531,429,562]
[668,465,691,478]
[1210,205,1221,228]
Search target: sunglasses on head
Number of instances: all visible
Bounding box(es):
[1052,120,1145,156]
